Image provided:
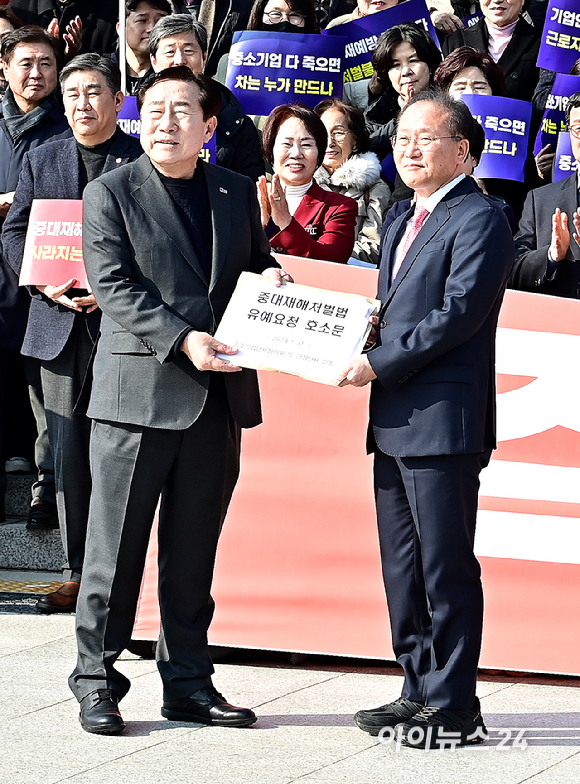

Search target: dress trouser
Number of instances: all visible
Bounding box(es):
[40,318,94,582]
[69,378,238,703]
[373,448,491,710]
[22,355,56,506]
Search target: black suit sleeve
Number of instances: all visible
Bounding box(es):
[223,117,265,183]
[1,153,35,276]
[510,189,552,290]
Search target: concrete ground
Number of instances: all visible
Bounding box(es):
[1,569,579,784]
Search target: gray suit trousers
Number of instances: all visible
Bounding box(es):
[69,377,239,703]
[40,317,94,581]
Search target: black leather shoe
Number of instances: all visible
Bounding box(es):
[161,687,257,727]
[26,499,58,530]
[79,690,125,735]
[399,697,487,749]
[354,697,424,735]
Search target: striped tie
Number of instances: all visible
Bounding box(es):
[392,206,429,281]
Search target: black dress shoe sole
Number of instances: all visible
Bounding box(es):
[161,706,257,727]
[26,520,59,530]
[80,718,126,735]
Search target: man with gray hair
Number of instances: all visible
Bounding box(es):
[149,13,264,181]
[2,53,143,613]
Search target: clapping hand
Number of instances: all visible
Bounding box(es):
[257,175,292,231]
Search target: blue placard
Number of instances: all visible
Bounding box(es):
[534,73,580,155]
[460,94,532,182]
[225,31,343,114]
[537,0,580,73]
[322,0,439,83]
[554,131,578,180]
[116,95,217,162]
[463,12,483,29]
[116,95,142,137]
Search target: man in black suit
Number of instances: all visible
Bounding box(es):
[340,91,514,748]
[68,66,289,735]
[510,93,580,297]
[2,53,143,612]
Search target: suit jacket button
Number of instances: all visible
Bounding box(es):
[380,320,387,328]
[510,72,519,79]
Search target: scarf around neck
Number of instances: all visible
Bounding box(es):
[2,87,54,144]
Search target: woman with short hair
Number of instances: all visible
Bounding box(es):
[259,104,358,263]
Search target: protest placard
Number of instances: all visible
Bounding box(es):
[323,0,438,83]
[116,95,216,162]
[537,0,580,73]
[461,94,531,182]
[534,74,580,156]
[225,31,343,114]
[554,131,578,180]
[214,272,379,385]
[463,11,482,28]
[19,200,87,288]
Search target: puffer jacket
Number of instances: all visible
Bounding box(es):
[315,151,391,266]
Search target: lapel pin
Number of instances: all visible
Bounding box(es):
[219,187,228,194]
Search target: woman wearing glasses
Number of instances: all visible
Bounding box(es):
[314,99,391,265]
[258,104,358,263]
[248,0,317,33]
[214,0,317,91]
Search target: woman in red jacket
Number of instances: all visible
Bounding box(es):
[258,104,358,264]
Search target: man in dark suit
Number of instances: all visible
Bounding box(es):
[68,66,289,735]
[2,53,143,612]
[340,91,514,748]
[510,93,580,297]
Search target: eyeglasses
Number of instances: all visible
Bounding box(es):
[570,124,580,140]
[328,129,350,142]
[263,10,306,25]
[391,134,463,150]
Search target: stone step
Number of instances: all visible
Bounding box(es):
[5,472,34,517]
[0,522,64,571]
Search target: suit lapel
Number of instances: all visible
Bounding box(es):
[378,207,412,299]
[130,157,208,285]
[293,183,326,233]
[465,19,488,54]
[102,129,135,174]
[383,205,452,308]
[498,18,536,76]
[56,138,82,199]
[204,162,231,291]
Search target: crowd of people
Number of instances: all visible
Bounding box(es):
[0,0,578,747]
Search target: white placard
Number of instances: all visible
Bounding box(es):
[215,272,380,386]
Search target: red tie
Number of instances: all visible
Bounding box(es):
[392,206,429,281]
